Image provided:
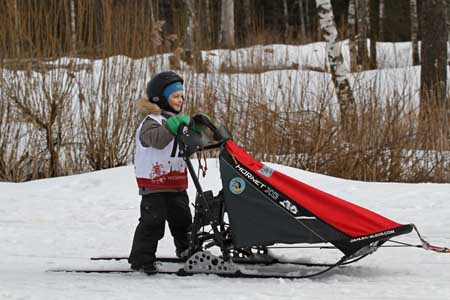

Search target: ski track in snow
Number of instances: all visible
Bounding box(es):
[1,162,449,300]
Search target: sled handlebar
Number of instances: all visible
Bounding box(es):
[191,113,233,143]
[175,114,232,157]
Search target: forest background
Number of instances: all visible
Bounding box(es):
[0,0,449,184]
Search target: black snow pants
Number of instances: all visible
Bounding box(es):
[128,191,192,267]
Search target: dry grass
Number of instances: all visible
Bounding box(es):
[188,70,450,183]
[1,2,449,183]
[1,55,450,183]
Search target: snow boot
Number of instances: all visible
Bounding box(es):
[176,248,192,260]
[142,262,157,275]
[130,263,141,271]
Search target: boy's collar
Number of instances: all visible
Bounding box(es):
[161,110,178,119]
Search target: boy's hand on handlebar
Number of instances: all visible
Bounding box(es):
[165,115,191,135]
[192,113,211,132]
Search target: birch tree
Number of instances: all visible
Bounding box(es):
[219,0,235,48]
[410,0,419,65]
[315,0,357,135]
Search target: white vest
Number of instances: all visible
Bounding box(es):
[134,114,188,190]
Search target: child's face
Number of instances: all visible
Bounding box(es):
[168,91,184,113]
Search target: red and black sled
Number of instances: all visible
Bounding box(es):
[56,115,448,278]
[170,114,449,278]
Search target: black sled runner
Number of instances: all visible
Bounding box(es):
[53,115,449,278]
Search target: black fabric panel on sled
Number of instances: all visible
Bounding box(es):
[219,152,350,249]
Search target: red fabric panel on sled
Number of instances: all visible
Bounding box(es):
[225,140,401,237]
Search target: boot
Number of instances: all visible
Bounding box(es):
[176,248,190,260]
[142,262,157,275]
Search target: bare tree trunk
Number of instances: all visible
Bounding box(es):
[103,0,113,53]
[448,0,450,46]
[356,0,370,70]
[305,0,311,40]
[365,0,371,33]
[243,0,252,45]
[283,0,289,41]
[149,0,155,24]
[348,0,357,72]
[7,0,20,57]
[153,0,160,21]
[205,0,213,45]
[419,0,448,149]
[69,0,77,55]
[410,0,419,65]
[315,0,357,136]
[369,0,378,69]
[13,0,20,56]
[183,0,194,52]
[220,0,235,48]
[182,0,202,69]
[298,0,307,39]
[379,0,385,40]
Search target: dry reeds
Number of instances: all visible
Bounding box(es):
[0,2,449,183]
[1,54,450,183]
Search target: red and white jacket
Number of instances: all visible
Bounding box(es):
[134,114,188,190]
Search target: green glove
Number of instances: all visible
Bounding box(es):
[165,115,191,135]
[191,113,210,132]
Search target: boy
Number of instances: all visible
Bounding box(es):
[129,71,193,275]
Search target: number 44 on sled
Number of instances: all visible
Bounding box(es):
[52,115,450,279]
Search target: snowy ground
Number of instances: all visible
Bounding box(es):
[1,159,449,300]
